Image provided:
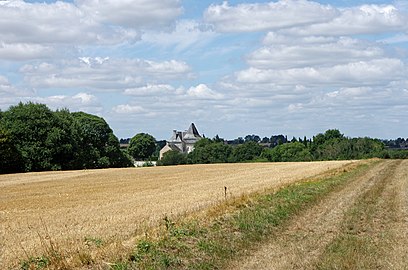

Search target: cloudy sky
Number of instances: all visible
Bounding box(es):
[1,0,407,140]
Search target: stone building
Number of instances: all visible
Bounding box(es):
[159,123,202,159]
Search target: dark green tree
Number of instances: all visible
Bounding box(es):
[128,133,156,160]
[244,134,261,143]
[188,139,232,164]
[0,128,24,174]
[262,142,312,162]
[0,102,57,171]
[230,141,263,162]
[72,112,132,168]
[47,109,80,170]
[158,150,187,166]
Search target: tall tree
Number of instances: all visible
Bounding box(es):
[0,128,24,174]
[0,102,57,171]
[128,133,156,160]
[231,141,263,162]
[188,140,232,164]
[72,112,132,168]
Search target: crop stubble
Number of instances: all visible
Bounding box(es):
[0,161,352,268]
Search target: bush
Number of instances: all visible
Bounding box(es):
[158,150,187,166]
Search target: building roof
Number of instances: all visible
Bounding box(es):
[183,123,201,140]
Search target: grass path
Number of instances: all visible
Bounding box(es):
[229,160,408,270]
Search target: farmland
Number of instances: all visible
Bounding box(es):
[0,161,352,268]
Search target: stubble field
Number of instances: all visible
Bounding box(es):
[0,161,353,268]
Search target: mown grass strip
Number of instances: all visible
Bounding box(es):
[315,160,400,270]
[107,161,377,270]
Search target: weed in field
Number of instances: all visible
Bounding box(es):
[32,219,69,269]
[84,236,103,247]
[20,256,49,270]
[110,261,129,270]
[77,250,94,266]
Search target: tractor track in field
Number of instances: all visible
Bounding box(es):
[230,160,408,270]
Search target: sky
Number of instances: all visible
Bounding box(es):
[0,0,407,140]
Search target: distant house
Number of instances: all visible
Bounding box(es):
[159,123,202,159]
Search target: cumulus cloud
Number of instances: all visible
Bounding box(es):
[205,1,408,36]
[286,4,408,36]
[187,84,224,99]
[0,0,182,60]
[124,84,176,96]
[0,1,109,45]
[248,36,384,69]
[142,20,218,52]
[0,75,18,95]
[204,0,338,32]
[236,58,405,87]
[112,104,145,114]
[0,43,58,61]
[76,0,182,28]
[20,57,192,90]
[326,87,371,98]
[25,92,102,114]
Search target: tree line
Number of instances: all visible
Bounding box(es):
[159,129,407,166]
[0,102,133,174]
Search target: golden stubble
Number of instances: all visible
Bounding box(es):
[0,161,353,268]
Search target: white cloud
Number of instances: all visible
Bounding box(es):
[326,87,371,98]
[76,0,182,28]
[248,37,384,69]
[142,20,217,52]
[0,89,102,114]
[124,84,176,96]
[31,92,101,110]
[20,57,192,90]
[0,42,58,61]
[0,1,107,45]
[112,104,145,114]
[0,75,17,95]
[145,59,191,75]
[0,75,33,97]
[205,1,408,36]
[288,103,304,112]
[286,4,408,36]
[204,0,338,32]
[0,0,182,61]
[187,84,224,99]
[236,58,405,87]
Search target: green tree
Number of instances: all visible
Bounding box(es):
[187,138,232,164]
[0,128,24,174]
[47,109,80,170]
[324,129,344,141]
[158,150,187,166]
[0,102,57,171]
[262,142,312,162]
[230,141,263,162]
[72,112,132,168]
[128,133,156,160]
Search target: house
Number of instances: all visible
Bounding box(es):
[159,123,202,159]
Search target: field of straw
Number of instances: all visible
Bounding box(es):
[0,161,353,268]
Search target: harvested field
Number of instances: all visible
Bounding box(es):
[0,161,353,268]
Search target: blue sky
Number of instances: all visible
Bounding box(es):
[1,0,407,140]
